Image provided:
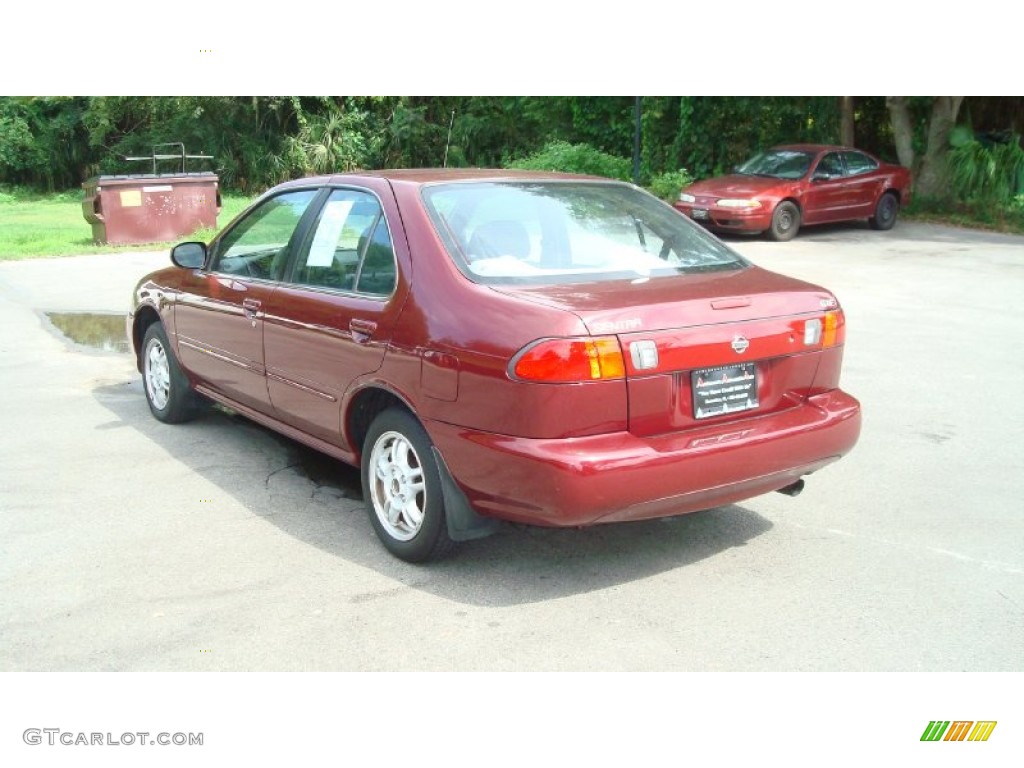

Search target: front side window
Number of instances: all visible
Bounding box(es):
[422,182,746,285]
[212,190,318,279]
[292,189,396,296]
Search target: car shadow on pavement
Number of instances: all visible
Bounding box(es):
[94,380,774,607]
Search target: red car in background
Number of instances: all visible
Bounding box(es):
[674,144,911,241]
[128,169,861,562]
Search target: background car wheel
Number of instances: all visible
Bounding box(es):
[142,323,199,424]
[362,408,455,563]
[869,192,900,230]
[768,201,801,241]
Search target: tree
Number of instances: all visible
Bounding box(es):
[886,96,965,199]
[840,97,855,146]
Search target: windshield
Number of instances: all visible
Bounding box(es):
[421,181,747,285]
[735,150,816,180]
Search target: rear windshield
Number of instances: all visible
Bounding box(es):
[421,181,747,285]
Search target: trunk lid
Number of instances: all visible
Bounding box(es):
[493,266,843,436]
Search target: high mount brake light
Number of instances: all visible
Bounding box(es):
[511,337,626,383]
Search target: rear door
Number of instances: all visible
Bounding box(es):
[840,151,886,214]
[262,181,409,449]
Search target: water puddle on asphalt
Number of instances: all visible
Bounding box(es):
[45,312,130,354]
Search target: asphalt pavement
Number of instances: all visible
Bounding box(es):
[1,220,1022,671]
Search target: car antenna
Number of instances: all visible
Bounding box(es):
[443,109,456,168]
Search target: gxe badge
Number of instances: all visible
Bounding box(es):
[731,335,750,354]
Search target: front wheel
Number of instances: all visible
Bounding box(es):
[768,201,801,241]
[142,323,199,423]
[869,192,899,230]
[362,408,454,563]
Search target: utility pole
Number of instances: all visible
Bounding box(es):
[633,96,642,185]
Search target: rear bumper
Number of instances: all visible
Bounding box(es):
[429,390,861,526]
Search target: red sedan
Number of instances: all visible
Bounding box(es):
[128,169,861,561]
[674,144,912,241]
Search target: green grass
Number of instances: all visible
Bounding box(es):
[0,188,254,260]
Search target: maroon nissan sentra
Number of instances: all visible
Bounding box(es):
[128,169,861,562]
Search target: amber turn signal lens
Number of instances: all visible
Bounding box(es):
[822,309,845,348]
[512,337,626,382]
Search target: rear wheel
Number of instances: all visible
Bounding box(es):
[768,201,801,241]
[142,323,199,423]
[869,192,899,230]
[362,408,455,563]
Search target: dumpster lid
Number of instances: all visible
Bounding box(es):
[86,173,218,183]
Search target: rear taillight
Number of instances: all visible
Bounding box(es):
[511,337,625,383]
[823,309,845,347]
[804,309,845,348]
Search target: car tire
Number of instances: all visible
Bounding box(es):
[768,201,801,241]
[142,322,200,424]
[362,408,455,563]
[869,192,899,230]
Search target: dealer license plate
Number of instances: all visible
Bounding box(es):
[692,363,759,419]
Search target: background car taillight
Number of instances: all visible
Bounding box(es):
[510,337,626,383]
[804,309,845,348]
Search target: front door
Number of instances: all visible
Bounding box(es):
[174,188,320,413]
[802,151,850,224]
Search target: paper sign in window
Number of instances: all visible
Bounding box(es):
[306,200,354,267]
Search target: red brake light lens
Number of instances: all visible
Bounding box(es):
[511,337,626,382]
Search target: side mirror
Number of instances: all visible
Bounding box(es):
[811,171,832,182]
[171,242,206,269]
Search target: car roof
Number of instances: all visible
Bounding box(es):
[272,168,614,190]
[770,144,866,153]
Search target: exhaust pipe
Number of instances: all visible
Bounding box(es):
[776,479,805,497]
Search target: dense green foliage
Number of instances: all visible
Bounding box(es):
[946,134,1024,203]
[0,96,866,193]
[647,169,696,202]
[1,96,1019,213]
[507,141,631,180]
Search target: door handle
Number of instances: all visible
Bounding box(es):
[349,318,378,343]
[242,298,262,318]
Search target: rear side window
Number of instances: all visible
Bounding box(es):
[291,189,397,296]
[840,151,879,176]
[422,181,746,285]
